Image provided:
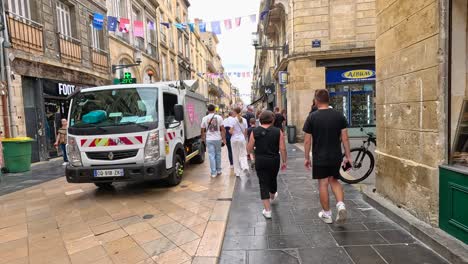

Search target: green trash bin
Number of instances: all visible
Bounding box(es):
[2,137,33,173]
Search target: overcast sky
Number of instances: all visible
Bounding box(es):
[189,0,260,104]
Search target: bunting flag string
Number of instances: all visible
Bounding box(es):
[91,11,269,36]
[197,71,254,79]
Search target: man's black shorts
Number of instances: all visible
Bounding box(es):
[313,165,341,179]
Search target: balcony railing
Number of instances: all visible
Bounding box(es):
[91,47,109,72]
[58,33,82,63]
[146,42,159,60]
[6,11,43,54]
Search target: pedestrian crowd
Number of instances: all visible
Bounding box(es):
[201,89,352,224]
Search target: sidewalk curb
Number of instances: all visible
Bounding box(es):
[362,187,468,264]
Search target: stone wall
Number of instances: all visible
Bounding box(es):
[375,0,445,225]
[287,58,325,140]
[292,0,376,54]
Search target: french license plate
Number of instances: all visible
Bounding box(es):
[93,169,124,177]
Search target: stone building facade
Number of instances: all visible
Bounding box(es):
[375,0,468,244]
[253,0,376,138]
[106,0,161,83]
[1,0,111,161]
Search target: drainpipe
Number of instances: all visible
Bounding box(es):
[1,2,17,138]
[0,1,11,138]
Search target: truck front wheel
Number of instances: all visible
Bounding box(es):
[167,154,184,186]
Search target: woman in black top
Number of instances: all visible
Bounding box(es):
[247,111,287,219]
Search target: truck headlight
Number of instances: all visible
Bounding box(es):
[144,131,160,163]
[66,136,82,167]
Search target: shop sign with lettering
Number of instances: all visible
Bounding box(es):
[58,83,76,96]
[326,66,376,84]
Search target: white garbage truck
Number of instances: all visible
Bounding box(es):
[65,80,206,188]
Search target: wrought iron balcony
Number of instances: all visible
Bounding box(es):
[57,33,82,64]
[6,11,43,54]
[91,47,109,73]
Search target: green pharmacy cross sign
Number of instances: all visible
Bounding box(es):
[114,72,137,84]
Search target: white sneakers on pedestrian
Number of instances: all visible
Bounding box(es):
[318,210,333,224]
[270,192,278,205]
[262,209,272,219]
[336,202,347,224]
[62,162,68,166]
[211,174,217,178]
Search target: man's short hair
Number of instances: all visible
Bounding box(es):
[207,104,215,112]
[315,89,330,104]
[249,118,256,124]
[259,110,275,125]
[274,107,280,112]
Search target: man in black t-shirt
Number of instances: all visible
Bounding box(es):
[273,107,285,130]
[303,89,352,225]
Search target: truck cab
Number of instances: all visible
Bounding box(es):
[65,80,206,188]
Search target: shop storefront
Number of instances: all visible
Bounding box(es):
[326,66,376,136]
[22,77,88,162]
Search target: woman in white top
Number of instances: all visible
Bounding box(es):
[230,107,249,177]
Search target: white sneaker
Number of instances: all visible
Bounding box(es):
[262,209,272,219]
[270,193,278,205]
[318,211,333,224]
[62,162,68,166]
[336,203,347,224]
[211,174,217,178]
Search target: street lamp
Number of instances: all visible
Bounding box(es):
[252,32,285,51]
[111,51,142,73]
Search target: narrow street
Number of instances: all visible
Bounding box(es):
[220,145,449,264]
[0,151,235,264]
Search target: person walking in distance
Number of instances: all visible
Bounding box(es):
[54,118,68,166]
[303,89,352,224]
[231,107,249,177]
[273,107,286,131]
[223,111,236,169]
[201,104,227,178]
[247,111,287,219]
[243,105,256,128]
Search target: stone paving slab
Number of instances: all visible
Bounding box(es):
[219,144,451,264]
[0,149,235,264]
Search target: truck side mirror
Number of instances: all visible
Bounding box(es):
[174,105,184,121]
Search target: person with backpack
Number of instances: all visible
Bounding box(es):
[201,104,227,178]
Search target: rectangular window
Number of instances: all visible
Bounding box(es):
[89,22,103,49]
[178,30,183,55]
[159,13,167,43]
[161,54,167,81]
[7,0,31,18]
[56,1,72,37]
[184,36,189,58]
[170,59,175,80]
[169,23,174,49]
[147,17,158,58]
[132,6,144,50]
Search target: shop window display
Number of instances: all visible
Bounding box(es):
[452,100,468,166]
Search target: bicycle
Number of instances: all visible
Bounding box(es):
[339,127,376,184]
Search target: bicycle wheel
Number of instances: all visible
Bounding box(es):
[339,148,375,184]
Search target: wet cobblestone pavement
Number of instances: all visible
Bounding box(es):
[220,144,449,264]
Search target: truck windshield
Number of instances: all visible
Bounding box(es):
[69,88,158,132]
